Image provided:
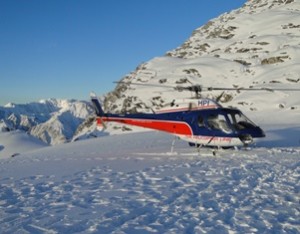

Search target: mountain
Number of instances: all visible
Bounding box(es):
[1,0,299,145]
[104,0,300,126]
[0,99,95,145]
[1,1,299,232]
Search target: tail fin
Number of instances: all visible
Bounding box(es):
[90,92,105,117]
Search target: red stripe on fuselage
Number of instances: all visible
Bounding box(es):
[99,117,193,136]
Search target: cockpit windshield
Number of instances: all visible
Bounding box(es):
[226,110,257,130]
[196,110,257,134]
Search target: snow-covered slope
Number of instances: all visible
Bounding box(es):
[0,129,299,233]
[104,0,300,126]
[1,0,299,143]
[0,130,48,159]
[0,1,299,232]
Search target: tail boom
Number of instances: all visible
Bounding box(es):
[98,115,193,136]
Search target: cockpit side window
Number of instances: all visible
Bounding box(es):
[198,115,205,127]
[207,114,232,133]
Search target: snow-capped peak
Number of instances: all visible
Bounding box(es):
[0,99,95,145]
[104,0,300,126]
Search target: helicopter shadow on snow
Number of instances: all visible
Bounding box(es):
[256,126,300,148]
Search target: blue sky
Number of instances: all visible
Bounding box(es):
[0,0,246,105]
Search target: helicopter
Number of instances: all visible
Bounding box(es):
[91,82,300,148]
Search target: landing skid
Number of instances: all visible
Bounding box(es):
[135,140,255,157]
[170,136,178,154]
[188,142,229,155]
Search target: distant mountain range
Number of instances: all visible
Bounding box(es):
[0,99,94,145]
[1,0,299,145]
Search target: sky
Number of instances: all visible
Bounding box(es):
[0,0,246,105]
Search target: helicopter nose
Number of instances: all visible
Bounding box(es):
[256,127,266,138]
[238,126,265,142]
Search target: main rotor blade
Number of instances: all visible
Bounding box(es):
[114,81,300,92]
[203,87,300,92]
[113,81,175,89]
[262,88,300,91]
[203,87,275,92]
[213,88,300,92]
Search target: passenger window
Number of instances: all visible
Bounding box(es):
[198,116,204,127]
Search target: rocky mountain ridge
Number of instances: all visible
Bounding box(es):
[1,0,299,144]
[103,0,300,126]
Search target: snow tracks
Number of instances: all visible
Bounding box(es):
[0,149,299,233]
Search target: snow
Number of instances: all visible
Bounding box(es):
[1,0,300,233]
[0,125,299,233]
[0,130,48,159]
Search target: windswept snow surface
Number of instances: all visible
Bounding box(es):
[1,0,300,232]
[0,127,299,233]
[0,130,48,159]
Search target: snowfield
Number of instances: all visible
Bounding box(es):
[0,126,299,234]
[1,0,300,232]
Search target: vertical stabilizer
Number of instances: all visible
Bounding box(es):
[90,92,105,117]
